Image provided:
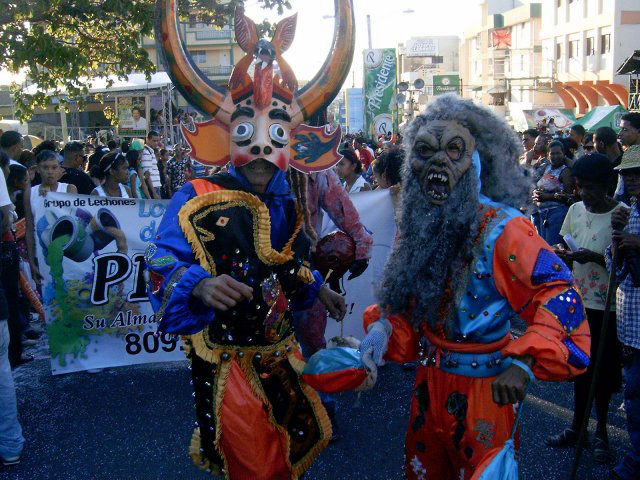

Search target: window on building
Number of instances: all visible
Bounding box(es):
[586,37,595,56]
[569,40,579,59]
[190,50,207,64]
[557,0,562,6]
[556,43,562,60]
[601,33,611,54]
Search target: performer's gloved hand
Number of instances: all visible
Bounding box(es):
[359,319,391,367]
[347,258,369,280]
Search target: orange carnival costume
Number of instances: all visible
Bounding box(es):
[148,1,355,478]
[356,96,590,479]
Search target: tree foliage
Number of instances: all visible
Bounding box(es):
[1,0,291,120]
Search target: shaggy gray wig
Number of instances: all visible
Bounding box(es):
[376,94,532,329]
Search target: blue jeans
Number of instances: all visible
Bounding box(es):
[615,347,640,480]
[0,320,24,459]
[531,204,569,247]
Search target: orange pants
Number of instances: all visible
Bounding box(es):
[405,364,517,480]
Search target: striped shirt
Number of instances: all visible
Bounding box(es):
[141,146,162,188]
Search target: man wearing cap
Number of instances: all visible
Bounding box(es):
[607,144,640,480]
[60,142,95,195]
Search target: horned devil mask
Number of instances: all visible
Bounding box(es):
[157,0,355,173]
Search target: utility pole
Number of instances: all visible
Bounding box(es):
[367,15,372,49]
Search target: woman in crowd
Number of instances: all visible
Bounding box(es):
[90,151,131,198]
[336,149,371,193]
[547,153,625,463]
[372,147,403,190]
[531,140,575,245]
[24,150,77,286]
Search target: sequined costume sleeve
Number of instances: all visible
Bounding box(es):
[319,170,373,260]
[495,217,591,381]
[146,182,214,334]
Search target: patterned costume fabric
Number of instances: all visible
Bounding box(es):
[146,170,331,479]
[606,201,640,350]
[364,197,591,480]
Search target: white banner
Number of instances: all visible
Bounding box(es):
[322,189,397,342]
[34,189,396,373]
[34,193,184,374]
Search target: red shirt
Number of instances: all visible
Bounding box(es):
[356,147,374,171]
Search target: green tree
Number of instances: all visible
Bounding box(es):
[1,0,291,120]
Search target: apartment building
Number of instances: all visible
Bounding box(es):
[460,2,557,119]
[540,0,638,113]
[460,0,639,124]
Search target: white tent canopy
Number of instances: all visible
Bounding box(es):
[25,72,173,96]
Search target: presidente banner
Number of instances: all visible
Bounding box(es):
[363,48,397,138]
[33,193,183,374]
[433,75,461,96]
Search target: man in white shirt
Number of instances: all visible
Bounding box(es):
[140,130,161,199]
[131,107,147,131]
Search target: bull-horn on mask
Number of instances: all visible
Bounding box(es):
[156,0,355,173]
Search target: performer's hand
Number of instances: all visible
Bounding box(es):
[318,285,346,321]
[611,207,630,231]
[347,258,369,280]
[192,274,253,311]
[359,321,389,366]
[491,356,535,405]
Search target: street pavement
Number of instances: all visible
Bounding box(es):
[0,331,630,480]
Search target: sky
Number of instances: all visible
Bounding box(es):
[0,0,479,87]
[243,0,478,86]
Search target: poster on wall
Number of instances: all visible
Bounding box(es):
[33,193,183,374]
[363,48,397,138]
[117,96,148,137]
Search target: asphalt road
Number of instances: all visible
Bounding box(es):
[0,334,630,480]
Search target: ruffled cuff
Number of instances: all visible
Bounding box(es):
[157,265,215,335]
[291,270,323,311]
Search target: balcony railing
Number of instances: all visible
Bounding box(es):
[199,65,233,77]
[195,29,232,41]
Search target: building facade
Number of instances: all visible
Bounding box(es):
[540,0,637,113]
[397,36,460,121]
[460,0,639,125]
